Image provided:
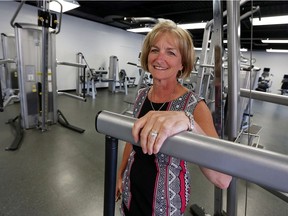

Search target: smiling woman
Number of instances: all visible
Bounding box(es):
[115,19,231,216]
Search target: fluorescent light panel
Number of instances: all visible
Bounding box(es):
[252,15,288,26]
[195,47,247,52]
[127,22,206,33]
[127,27,152,33]
[266,49,288,53]
[49,0,80,13]
[194,47,204,51]
[177,22,206,29]
[262,39,288,44]
[209,40,228,43]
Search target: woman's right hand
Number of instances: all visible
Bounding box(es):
[115,174,123,202]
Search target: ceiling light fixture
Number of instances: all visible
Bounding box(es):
[195,47,247,52]
[262,39,288,43]
[225,48,248,52]
[266,49,288,53]
[127,22,206,33]
[194,47,205,51]
[49,0,80,13]
[252,15,288,26]
[177,22,206,29]
[127,27,152,33]
[209,40,228,43]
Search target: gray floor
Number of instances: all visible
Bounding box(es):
[0,87,287,216]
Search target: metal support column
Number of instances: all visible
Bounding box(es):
[103,135,118,216]
[226,1,241,216]
[40,0,49,131]
[212,1,225,215]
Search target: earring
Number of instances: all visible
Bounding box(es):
[177,70,183,78]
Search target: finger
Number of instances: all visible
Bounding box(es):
[115,192,122,202]
[145,114,165,154]
[140,128,150,154]
[137,112,158,153]
[146,129,159,155]
[153,134,166,154]
[152,124,170,154]
[132,114,150,143]
[152,118,185,154]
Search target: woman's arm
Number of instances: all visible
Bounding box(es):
[193,101,232,189]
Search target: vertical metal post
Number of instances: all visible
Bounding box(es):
[76,53,83,96]
[212,0,224,142]
[195,25,211,98]
[103,135,118,216]
[226,0,241,216]
[212,1,224,215]
[41,0,49,131]
[108,56,118,93]
[0,80,3,112]
[227,0,241,139]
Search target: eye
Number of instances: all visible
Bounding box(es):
[167,51,176,56]
[150,48,159,53]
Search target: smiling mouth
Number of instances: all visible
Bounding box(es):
[153,65,167,70]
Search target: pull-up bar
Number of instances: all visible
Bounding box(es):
[95,110,288,216]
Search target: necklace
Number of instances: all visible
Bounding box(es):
[150,100,166,111]
[149,83,179,111]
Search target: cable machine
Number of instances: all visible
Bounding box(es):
[3,0,85,151]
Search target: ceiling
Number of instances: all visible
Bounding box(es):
[26,1,288,51]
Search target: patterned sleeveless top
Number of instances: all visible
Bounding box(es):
[121,87,202,216]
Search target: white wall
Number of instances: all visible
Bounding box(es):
[242,51,288,94]
[0,1,144,90]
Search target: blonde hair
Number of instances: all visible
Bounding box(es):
[140,19,195,78]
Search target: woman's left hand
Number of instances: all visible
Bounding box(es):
[132,111,190,155]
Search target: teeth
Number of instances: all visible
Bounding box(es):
[154,66,166,70]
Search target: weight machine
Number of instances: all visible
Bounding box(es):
[108,55,130,95]
[188,1,261,215]
[280,74,288,95]
[76,53,128,99]
[255,67,273,92]
[121,61,153,115]
[2,0,85,151]
[0,34,19,112]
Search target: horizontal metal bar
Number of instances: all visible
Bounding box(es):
[57,61,86,68]
[3,95,19,108]
[240,88,288,106]
[57,91,86,101]
[0,59,15,65]
[95,110,288,193]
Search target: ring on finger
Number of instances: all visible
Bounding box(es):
[150,130,158,138]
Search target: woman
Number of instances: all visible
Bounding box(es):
[116,19,231,216]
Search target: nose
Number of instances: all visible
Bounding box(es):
[154,50,165,62]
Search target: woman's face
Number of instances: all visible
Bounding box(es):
[148,32,183,81]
